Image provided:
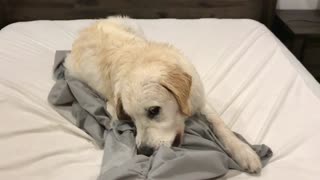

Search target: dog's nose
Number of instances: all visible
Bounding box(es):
[137,145,154,156]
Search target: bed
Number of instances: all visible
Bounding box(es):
[1,0,320,180]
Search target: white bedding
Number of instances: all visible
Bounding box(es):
[1,19,320,180]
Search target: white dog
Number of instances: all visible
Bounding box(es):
[65,16,262,173]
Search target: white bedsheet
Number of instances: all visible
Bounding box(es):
[1,19,320,180]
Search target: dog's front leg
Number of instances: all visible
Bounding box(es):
[201,105,262,173]
[106,101,117,121]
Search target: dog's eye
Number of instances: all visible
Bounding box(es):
[146,106,161,119]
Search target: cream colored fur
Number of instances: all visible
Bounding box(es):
[65,16,262,173]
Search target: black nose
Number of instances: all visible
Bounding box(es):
[137,145,154,156]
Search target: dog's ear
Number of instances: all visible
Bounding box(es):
[115,96,131,121]
[160,66,192,116]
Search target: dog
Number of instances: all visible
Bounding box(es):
[65,16,262,173]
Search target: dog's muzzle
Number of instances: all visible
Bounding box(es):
[136,133,183,156]
[137,145,154,156]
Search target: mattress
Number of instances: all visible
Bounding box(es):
[1,19,320,180]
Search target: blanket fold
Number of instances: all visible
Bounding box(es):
[48,51,272,180]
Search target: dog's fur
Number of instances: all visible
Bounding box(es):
[65,16,262,173]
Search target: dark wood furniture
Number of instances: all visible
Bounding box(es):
[273,10,320,81]
[0,0,277,29]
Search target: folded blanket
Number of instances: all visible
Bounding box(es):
[48,51,272,180]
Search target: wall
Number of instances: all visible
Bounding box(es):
[277,0,320,9]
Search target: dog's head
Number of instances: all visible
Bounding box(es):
[115,63,192,156]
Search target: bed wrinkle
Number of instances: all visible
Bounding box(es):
[0,145,94,171]
[255,74,298,143]
[220,46,278,118]
[4,28,55,51]
[272,33,320,101]
[1,94,66,124]
[225,50,277,129]
[268,133,313,164]
[201,25,262,82]
[0,124,65,139]
[202,25,263,84]
[0,80,62,116]
[52,21,77,40]
[52,160,102,173]
[1,96,95,142]
[0,36,47,55]
[206,29,267,94]
[0,123,92,142]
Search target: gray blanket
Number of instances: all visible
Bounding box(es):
[48,51,272,180]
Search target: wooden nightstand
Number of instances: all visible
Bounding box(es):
[273,10,320,82]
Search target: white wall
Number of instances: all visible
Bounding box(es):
[277,0,320,9]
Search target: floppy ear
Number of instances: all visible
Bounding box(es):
[115,96,132,121]
[160,66,192,116]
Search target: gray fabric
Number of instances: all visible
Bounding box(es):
[48,51,273,180]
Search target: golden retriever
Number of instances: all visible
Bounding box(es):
[65,16,261,173]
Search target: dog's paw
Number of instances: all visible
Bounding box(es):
[228,142,262,173]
